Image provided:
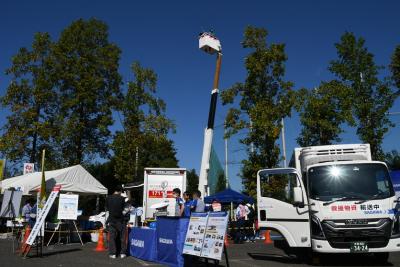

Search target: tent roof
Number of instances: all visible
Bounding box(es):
[0,165,107,195]
[204,188,254,204]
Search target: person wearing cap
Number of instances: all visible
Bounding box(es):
[106,185,128,259]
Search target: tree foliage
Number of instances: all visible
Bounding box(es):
[52,18,122,165]
[186,168,199,194]
[221,26,295,198]
[329,32,397,160]
[297,80,353,147]
[0,32,59,169]
[112,62,177,183]
[390,45,400,91]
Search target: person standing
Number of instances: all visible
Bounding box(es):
[21,198,35,227]
[245,203,256,242]
[106,185,128,259]
[172,188,184,216]
[191,190,205,212]
[182,191,193,217]
[234,202,249,243]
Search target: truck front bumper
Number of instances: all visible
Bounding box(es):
[312,237,400,253]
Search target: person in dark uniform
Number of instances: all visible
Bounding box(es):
[106,185,128,259]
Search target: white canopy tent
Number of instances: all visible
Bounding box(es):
[0,165,107,195]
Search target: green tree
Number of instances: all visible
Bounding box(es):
[297,80,353,147]
[221,26,295,198]
[390,45,400,90]
[0,32,59,168]
[52,18,122,165]
[113,62,177,183]
[329,32,397,160]
[186,169,199,194]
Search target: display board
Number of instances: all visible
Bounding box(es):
[183,211,229,261]
[200,212,229,260]
[143,168,186,219]
[183,212,208,256]
[0,189,23,218]
[57,194,79,220]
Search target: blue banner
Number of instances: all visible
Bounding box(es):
[156,217,189,267]
[129,227,157,262]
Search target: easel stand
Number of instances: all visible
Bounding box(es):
[1,190,17,253]
[46,220,83,246]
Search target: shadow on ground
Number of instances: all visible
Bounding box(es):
[248,252,394,266]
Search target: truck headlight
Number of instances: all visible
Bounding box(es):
[311,215,326,240]
[392,214,400,237]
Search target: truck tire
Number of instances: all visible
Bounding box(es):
[374,252,389,263]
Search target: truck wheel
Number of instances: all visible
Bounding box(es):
[374,252,389,263]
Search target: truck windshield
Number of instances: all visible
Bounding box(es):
[308,163,394,201]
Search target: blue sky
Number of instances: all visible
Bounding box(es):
[1,1,400,191]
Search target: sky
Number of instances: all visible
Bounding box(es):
[1,1,400,191]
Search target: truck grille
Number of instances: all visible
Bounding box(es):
[321,218,392,249]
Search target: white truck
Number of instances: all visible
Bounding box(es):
[257,144,400,263]
[142,168,186,220]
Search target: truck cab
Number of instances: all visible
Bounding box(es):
[257,144,400,261]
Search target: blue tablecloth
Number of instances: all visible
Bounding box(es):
[156,216,190,267]
[129,227,157,262]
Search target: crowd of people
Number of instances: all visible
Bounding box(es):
[105,186,256,259]
[172,188,206,217]
[172,187,257,244]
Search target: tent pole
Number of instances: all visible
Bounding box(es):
[231,202,234,221]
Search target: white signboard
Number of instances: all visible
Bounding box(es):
[57,194,79,220]
[143,168,186,219]
[200,212,229,261]
[26,185,61,246]
[23,163,34,174]
[183,212,208,256]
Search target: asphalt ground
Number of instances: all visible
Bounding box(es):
[1,239,400,267]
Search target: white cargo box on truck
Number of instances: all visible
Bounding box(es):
[142,168,186,220]
[291,144,372,174]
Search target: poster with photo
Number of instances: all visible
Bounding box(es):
[200,212,229,261]
[183,212,208,256]
[57,194,79,220]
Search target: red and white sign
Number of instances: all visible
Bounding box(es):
[143,168,186,219]
[330,204,357,212]
[23,163,35,174]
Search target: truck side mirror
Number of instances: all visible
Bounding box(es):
[293,187,304,207]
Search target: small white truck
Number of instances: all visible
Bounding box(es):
[257,144,400,263]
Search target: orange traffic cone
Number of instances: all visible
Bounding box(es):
[264,230,273,244]
[17,225,31,252]
[94,227,106,252]
[224,234,229,247]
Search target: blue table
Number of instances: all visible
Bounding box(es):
[156,216,189,267]
[129,227,157,262]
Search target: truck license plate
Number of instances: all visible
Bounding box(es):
[350,242,369,253]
